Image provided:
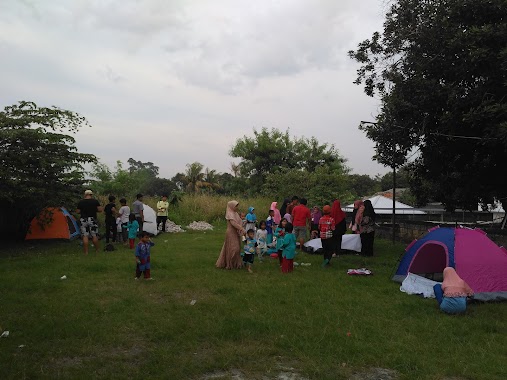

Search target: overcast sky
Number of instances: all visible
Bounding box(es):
[0,0,390,178]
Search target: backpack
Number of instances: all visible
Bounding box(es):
[104,243,115,252]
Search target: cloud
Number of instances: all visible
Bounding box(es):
[0,0,390,178]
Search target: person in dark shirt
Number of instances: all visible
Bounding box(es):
[104,195,117,244]
[76,189,103,255]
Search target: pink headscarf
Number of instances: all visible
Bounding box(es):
[270,201,281,224]
[442,267,474,297]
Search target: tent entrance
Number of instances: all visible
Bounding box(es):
[408,241,449,281]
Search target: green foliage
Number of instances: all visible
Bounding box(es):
[349,0,507,211]
[375,169,410,192]
[347,174,380,198]
[0,101,96,239]
[263,166,352,207]
[230,128,347,193]
[89,160,176,198]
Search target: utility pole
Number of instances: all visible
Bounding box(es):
[392,165,396,244]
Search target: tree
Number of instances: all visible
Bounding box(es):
[89,160,176,197]
[263,166,352,207]
[375,169,410,192]
[347,174,380,197]
[184,162,205,193]
[230,128,347,193]
[0,101,96,239]
[349,0,507,211]
[127,158,159,177]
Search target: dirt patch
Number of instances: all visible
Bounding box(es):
[349,367,398,380]
[200,368,309,380]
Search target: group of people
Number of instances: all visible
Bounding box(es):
[75,190,171,280]
[215,196,378,272]
[216,197,475,314]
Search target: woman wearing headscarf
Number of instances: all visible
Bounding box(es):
[270,201,282,225]
[433,267,474,314]
[359,200,376,256]
[350,200,364,233]
[331,200,347,257]
[216,201,245,269]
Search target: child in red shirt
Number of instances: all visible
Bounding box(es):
[318,205,335,267]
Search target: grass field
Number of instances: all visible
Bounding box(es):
[1,226,506,380]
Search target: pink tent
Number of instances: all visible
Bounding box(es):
[394,227,507,301]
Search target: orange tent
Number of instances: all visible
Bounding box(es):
[25,207,80,240]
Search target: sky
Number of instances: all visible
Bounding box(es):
[0,0,390,179]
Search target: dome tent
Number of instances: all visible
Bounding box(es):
[25,207,80,240]
[393,226,507,301]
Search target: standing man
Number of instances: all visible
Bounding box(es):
[76,189,102,255]
[133,193,144,235]
[156,194,169,233]
[104,195,117,244]
[291,197,311,251]
[286,196,299,216]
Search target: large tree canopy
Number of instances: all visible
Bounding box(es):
[349,0,507,211]
[230,128,347,193]
[0,101,96,239]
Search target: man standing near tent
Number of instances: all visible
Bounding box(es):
[156,194,169,233]
[133,193,144,234]
[76,189,103,255]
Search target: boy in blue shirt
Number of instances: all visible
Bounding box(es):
[135,231,155,280]
[242,229,256,273]
[280,223,297,273]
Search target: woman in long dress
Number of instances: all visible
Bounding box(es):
[216,200,245,269]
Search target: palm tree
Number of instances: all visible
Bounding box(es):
[184,162,204,193]
[202,168,221,192]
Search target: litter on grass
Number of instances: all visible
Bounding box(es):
[162,220,185,233]
[60,275,67,280]
[347,268,373,275]
[1,331,9,338]
[190,299,197,306]
[186,221,213,231]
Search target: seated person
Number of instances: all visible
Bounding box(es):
[433,267,474,314]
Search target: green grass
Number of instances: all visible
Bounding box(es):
[1,229,506,380]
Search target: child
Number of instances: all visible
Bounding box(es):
[242,229,256,273]
[319,205,335,267]
[135,231,154,280]
[266,209,275,245]
[274,218,288,266]
[118,198,130,245]
[116,216,123,243]
[256,221,268,260]
[127,213,139,249]
[310,206,322,239]
[283,212,292,224]
[245,207,257,232]
[280,223,296,273]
